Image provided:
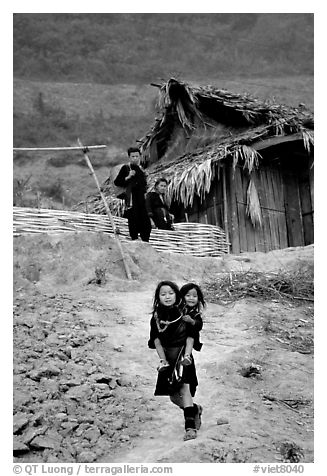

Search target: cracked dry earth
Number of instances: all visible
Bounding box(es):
[13,233,314,463]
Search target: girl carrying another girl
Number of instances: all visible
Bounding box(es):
[148,280,205,441]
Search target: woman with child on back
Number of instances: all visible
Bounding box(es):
[148,280,205,441]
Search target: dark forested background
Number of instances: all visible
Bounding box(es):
[13,13,314,209]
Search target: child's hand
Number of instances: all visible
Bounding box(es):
[182,315,195,325]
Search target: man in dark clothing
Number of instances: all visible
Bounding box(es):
[146,178,174,230]
[114,147,151,242]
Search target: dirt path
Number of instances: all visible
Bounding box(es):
[13,235,314,463]
[92,287,313,463]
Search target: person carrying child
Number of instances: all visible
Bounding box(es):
[148,280,204,441]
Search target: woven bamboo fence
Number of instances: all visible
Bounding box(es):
[13,207,229,257]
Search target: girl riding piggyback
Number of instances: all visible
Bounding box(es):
[179,282,205,366]
[148,280,205,441]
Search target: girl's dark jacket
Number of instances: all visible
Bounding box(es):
[148,304,203,351]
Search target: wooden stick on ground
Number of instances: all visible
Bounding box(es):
[77,139,132,280]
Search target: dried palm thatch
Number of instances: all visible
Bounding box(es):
[140,77,313,159]
[301,128,314,153]
[232,145,261,173]
[157,78,203,131]
[246,179,262,227]
[172,157,213,207]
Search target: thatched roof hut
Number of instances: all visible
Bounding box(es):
[137,78,314,253]
[139,78,312,162]
[87,78,314,254]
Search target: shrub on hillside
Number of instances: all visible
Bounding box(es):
[38,179,65,202]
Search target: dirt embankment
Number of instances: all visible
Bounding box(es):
[13,233,314,463]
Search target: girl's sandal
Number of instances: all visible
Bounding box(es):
[181,354,192,366]
[183,428,197,441]
[157,360,169,372]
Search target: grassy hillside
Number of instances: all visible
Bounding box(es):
[14,13,313,84]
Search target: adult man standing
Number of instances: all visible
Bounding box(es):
[114,147,151,242]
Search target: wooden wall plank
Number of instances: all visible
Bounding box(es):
[261,168,276,250]
[214,171,224,229]
[234,167,249,252]
[251,169,266,252]
[241,169,258,252]
[298,164,314,245]
[245,172,262,252]
[283,168,304,247]
[206,205,215,226]
[302,213,314,245]
[309,159,314,213]
[228,166,240,253]
[271,166,289,249]
[264,167,280,250]
[255,168,272,252]
[212,196,219,226]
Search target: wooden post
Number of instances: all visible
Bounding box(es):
[77,139,132,280]
[36,191,41,209]
[184,212,189,222]
[222,166,230,253]
[213,195,219,227]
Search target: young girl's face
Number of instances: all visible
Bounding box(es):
[159,285,176,307]
[184,288,199,307]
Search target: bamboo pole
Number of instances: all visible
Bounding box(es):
[222,166,230,253]
[77,139,132,280]
[13,145,107,152]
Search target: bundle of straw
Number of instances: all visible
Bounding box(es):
[203,268,314,303]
